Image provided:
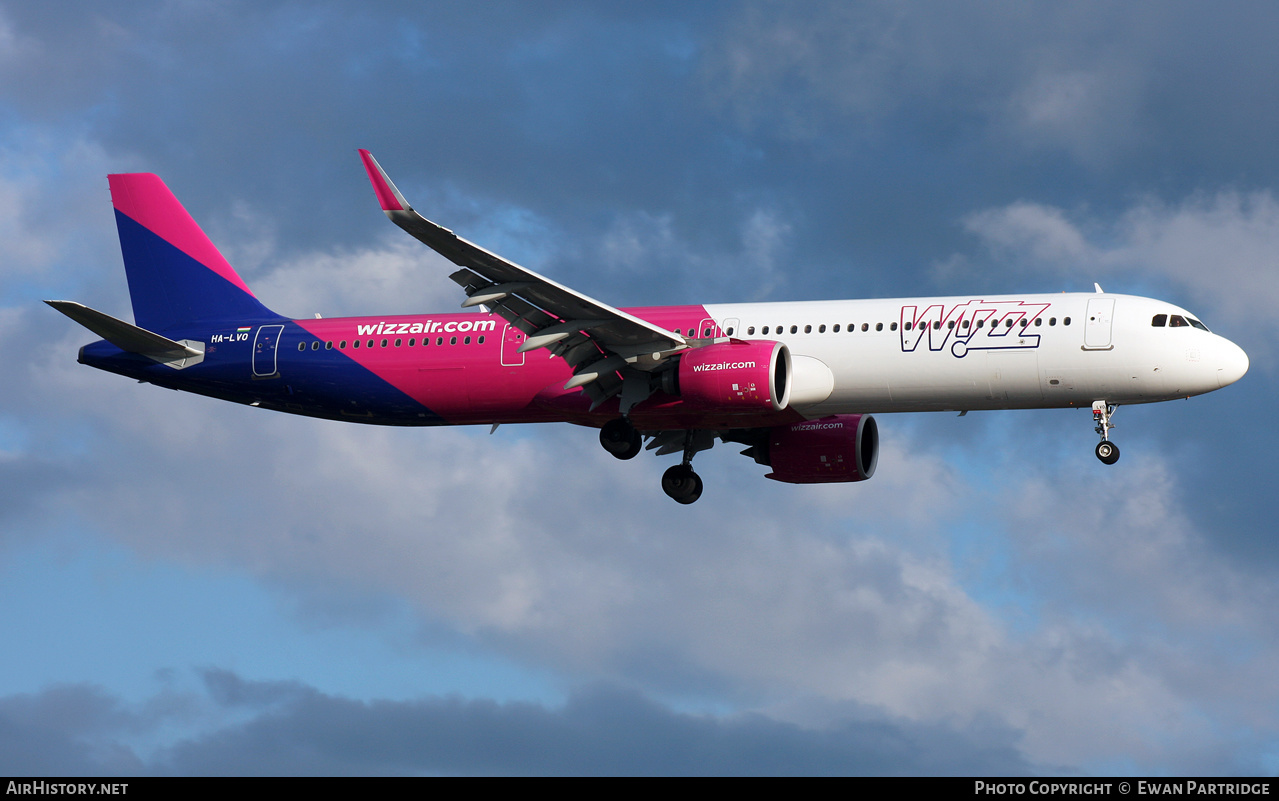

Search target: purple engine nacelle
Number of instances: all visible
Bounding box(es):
[765,414,879,484]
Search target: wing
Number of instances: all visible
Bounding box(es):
[358,150,688,409]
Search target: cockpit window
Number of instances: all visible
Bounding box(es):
[1188,318,1210,331]
[1169,315,1188,327]
[1151,314,1167,327]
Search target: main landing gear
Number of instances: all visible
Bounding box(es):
[599,420,705,504]
[1092,400,1120,465]
[599,418,642,460]
[661,431,704,505]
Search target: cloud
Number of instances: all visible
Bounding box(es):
[0,671,1034,776]
[594,206,792,303]
[964,201,1093,265]
[956,191,1279,367]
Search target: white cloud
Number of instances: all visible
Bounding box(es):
[1111,191,1279,323]
[959,191,1279,366]
[964,201,1093,265]
[250,236,464,320]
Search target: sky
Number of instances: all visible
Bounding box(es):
[2,0,1278,776]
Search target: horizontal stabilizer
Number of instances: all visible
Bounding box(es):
[45,300,203,365]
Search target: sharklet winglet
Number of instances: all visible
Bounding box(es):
[358,149,409,212]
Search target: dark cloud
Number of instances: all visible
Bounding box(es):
[160,670,1034,775]
[0,672,1031,777]
[0,685,145,776]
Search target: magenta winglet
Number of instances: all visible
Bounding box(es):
[108,173,256,296]
[359,149,405,211]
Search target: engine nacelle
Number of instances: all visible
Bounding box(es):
[675,340,791,412]
[764,414,879,484]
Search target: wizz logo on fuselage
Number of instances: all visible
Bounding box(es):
[900,299,1051,358]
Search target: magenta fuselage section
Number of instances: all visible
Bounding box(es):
[282,306,803,430]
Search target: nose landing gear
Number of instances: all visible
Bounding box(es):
[1092,401,1120,465]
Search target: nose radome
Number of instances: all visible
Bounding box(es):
[1216,339,1249,388]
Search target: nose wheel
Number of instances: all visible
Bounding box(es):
[1095,440,1120,465]
[1092,401,1120,465]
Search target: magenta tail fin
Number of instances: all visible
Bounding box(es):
[109,173,281,331]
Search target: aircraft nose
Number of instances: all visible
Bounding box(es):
[1216,338,1249,388]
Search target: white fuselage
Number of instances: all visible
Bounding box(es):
[704,292,1249,415]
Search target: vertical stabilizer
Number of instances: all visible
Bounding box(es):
[109,173,281,331]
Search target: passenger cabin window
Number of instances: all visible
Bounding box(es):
[1152,314,1168,327]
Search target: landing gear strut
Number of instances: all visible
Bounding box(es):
[662,430,704,504]
[600,418,641,460]
[1092,400,1120,465]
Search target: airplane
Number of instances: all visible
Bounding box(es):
[47,150,1250,504]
